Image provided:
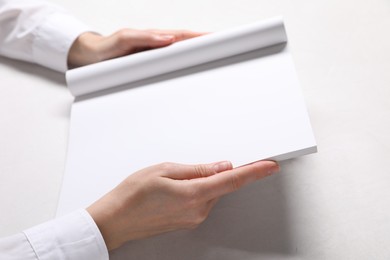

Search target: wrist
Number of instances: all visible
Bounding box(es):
[68,32,104,68]
[86,191,128,251]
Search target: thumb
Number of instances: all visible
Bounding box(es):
[161,161,233,180]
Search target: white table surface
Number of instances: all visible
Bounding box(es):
[1,0,389,259]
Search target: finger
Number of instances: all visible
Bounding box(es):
[198,161,280,199]
[119,30,176,49]
[100,29,206,61]
[160,161,233,180]
[101,29,176,59]
[146,29,206,41]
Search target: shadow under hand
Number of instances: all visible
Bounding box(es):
[110,162,296,260]
[0,56,66,86]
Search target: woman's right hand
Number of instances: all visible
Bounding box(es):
[87,160,280,251]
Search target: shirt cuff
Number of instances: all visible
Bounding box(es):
[23,209,109,260]
[32,11,92,73]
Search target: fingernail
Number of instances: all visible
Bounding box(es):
[157,35,175,41]
[213,161,232,173]
[268,162,280,175]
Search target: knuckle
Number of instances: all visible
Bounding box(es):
[181,186,207,210]
[180,202,211,230]
[116,29,131,40]
[183,189,201,207]
[115,29,133,49]
[182,183,206,206]
[194,164,211,178]
[186,223,199,230]
[197,210,208,224]
[158,162,174,172]
[229,173,242,192]
[194,210,208,225]
[185,214,207,230]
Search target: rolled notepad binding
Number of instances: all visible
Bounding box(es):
[66,16,287,97]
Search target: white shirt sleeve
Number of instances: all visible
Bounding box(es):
[0,209,109,260]
[0,1,110,259]
[0,0,92,72]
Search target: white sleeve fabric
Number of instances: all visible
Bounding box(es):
[1,1,109,259]
[0,233,37,260]
[0,0,92,72]
[0,209,109,260]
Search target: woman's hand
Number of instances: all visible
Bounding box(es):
[68,29,204,68]
[87,160,279,251]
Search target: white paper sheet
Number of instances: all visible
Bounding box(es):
[57,17,317,259]
[67,16,287,96]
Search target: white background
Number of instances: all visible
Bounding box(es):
[1,0,389,259]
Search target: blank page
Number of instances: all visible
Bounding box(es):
[57,19,316,259]
[58,44,316,212]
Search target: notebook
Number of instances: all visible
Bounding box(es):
[57,16,316,259]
